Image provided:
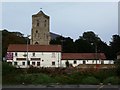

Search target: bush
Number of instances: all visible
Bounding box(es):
[81,76,100,85]
[33,73,56,84]
[103,76,120,85]
[14,73,56,85]
[54,75,75,84]
[2,62,16,76]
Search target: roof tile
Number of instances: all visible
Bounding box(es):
[62,53,106,60]
[7,44,61,52]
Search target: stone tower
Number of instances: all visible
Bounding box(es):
[30,10,51,45]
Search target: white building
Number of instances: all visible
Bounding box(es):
[6,44,114,68]
[6,44,61,68]
[61,53,114,67]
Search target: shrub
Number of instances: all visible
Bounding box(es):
[81,76,100,85]
[103,76,120,85]
[33,73,56,84]
[2,62,16,76]
[54,75,75,84]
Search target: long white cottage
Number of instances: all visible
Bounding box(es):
[61,53,114,67]
[6,44,114,68]
[6,44,61,68]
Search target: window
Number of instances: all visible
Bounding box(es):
[32,52,35,56]
[36,30,38,33]
[16,58,26,60]
[14,62,17,65]
[37,20,39,26]
[15,52,17,56]
[52,61,55,65]
[22,62,25,65]
[101,61,104,64]
[31,58,41,60]
[74,60,77,64]
[32,62,35,65]
[37,62,40,66]
[27,61,30,65]
[44,20,47,27]
[83,61,86,64]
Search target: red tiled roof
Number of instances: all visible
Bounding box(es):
[62,53,106,60]
[7,44,61,52]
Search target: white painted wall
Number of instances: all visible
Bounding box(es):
[7,52,114,68]
[7,51,61,68]
[61,59,114,67]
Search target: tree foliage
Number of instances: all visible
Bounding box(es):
[50,31,120,59]
[109,35,120,59]
[2,30,120,60]
[2,30,27,57]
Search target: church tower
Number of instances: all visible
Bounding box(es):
[30,10,51,45]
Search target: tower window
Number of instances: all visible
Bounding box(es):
[36,30,38,33]
[44,20,47,27]
[37,20,39,26]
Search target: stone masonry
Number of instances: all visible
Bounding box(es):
[30,10,51,45]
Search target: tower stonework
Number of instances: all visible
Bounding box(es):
[30,10,51,45]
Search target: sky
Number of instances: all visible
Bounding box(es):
[2,2,118,45]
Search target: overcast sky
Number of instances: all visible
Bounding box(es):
[2,2,118,44]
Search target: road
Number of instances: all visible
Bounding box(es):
[2,85,120,90]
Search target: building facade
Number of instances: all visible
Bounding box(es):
[6,44,61,68]
[6,44,114,68]
[61,53,114,67]
[30,10,51,45]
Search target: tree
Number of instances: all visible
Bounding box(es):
[115,59,120,77]
[109,35,120,59]
[50,36,75,52]
[74,38,94,53]
[2,30,27,57]
[82,31,101,44]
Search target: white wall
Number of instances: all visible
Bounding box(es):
[61,59,114,67]
[7,51,61,68]
[7,52,114,68]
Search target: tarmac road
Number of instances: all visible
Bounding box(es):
[2,85,120,90]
